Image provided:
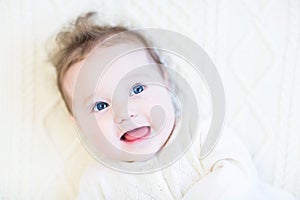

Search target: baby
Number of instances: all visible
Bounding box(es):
[50,12,296,200]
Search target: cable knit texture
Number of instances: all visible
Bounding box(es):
[0,0,299,199]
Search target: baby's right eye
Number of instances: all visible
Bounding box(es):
[92,102,109,112]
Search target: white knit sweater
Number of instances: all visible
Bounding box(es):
[76,127,296,200]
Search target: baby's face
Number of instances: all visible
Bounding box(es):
[63,40,175,162]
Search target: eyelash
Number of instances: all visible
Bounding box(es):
[92,101,109,112]
[129,83,145,96]
[91,83,146,113]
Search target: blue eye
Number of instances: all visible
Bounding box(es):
[93,102,109,112]
[131,84,144,96]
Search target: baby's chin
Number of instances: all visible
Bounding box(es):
[118,140,171,163]
[118,151,158,163]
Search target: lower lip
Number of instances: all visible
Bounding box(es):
[122,127,151,143]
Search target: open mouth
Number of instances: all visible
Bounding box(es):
[120,126,151,143]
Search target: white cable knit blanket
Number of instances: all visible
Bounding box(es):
[0,1,299,199]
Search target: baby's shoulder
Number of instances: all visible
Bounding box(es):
[200,125,256,172]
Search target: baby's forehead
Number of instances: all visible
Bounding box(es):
[83,36,158,73]
[98,33,155,61]
[104,32,162,63]
[63,35,163,100]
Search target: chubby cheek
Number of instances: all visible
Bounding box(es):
[92,111,116,142]
[136,87,175,132]
[80,112,113,151]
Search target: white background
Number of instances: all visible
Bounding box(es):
[0,0,299,199]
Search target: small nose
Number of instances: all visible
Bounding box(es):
[111,89,137,124]
[112,102,137,124]
[113,112,136,124]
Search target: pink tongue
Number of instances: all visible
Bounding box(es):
[124,127,149,141]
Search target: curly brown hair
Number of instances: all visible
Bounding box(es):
[49,12,162,115]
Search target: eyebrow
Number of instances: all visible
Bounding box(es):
[81,92,108,107]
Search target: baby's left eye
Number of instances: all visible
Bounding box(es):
[130,84,145,96]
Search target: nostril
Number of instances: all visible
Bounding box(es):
[114,113,137,124]
[113,113,127,124]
